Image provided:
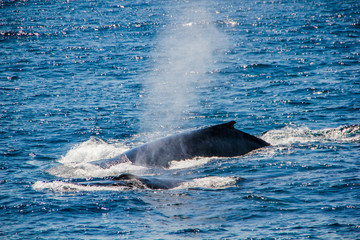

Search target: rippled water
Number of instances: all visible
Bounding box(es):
[1,0,359,239]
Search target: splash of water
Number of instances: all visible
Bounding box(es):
[46,137,148,178]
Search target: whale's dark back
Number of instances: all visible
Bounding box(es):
[124,121,270,167]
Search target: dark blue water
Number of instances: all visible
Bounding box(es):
[1,0,359,239]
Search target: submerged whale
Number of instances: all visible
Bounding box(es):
[91,121,270,168]
[77,173,184,190]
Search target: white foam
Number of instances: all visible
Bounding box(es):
[47,161,147,179]
[33,181,128,192]
[262,125,360,146]
[47,137,148,179]
[175,176,240,190]
[58,137,127,165]
[168,157,216,169]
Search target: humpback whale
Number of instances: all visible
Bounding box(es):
[91,121,270,168]
[78,173,184,190]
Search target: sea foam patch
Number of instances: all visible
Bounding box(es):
[47,137,148,179]
[58,137,127,165]
[33,180,128,192]
[262,125,360,146]
[168,157,217,170]
[175,176,241,190]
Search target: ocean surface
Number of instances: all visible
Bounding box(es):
[1,0,359,239]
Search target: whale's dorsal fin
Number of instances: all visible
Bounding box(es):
[209,121,236,130]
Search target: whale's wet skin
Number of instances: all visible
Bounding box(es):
[91,121,270,168]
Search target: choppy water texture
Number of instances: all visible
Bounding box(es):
[1,0,360,239]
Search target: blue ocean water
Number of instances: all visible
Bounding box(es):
[1,0,359,239]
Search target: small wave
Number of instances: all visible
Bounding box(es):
[58,137,127,165]
[168,157,216,169]
[175,176,240,190]
[262,125,360,146]
[0,29,68,39]
[47,137,147,178]
[33,181,128,192]
[47,161,147,179]
[1,30,40,37]
[216,19,239,27]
